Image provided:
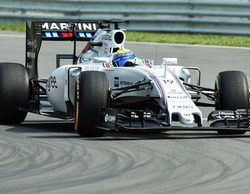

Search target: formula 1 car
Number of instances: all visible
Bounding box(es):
[0,20,249,137]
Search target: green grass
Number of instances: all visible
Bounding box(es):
[126,31,250,47]
[0,23,25,32]
[1,23,250,47]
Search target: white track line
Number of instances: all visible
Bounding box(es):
[127,41,250,50]
[0,33,25,38]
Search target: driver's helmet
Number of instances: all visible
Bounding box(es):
[113,49,135,67]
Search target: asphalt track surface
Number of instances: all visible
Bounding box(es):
[0,31,250,194]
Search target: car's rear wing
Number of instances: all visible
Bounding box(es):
[40,22,98,41]
[25,21,99,79]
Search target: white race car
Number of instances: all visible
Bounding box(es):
[0,20,249,136]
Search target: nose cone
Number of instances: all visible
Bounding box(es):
[179,113,195,125]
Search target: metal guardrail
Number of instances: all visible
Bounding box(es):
[0,0,250,35]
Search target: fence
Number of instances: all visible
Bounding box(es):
[1,0,250,35]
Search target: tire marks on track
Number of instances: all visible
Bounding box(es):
[1,125,250,194]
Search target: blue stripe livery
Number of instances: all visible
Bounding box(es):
[42,32,93,38]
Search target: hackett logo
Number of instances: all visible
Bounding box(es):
[42,22,97,31]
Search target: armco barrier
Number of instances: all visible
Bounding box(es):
[0,0,250,35]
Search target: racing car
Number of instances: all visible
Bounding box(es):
[0,20,249,137]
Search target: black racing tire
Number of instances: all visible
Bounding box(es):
[215,71,249,135]
[74,71,109,137]
[0,63,30,124]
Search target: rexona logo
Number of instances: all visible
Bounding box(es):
[42,22,98,31]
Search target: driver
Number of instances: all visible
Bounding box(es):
[112,49,135,67]
[113,49,153,67]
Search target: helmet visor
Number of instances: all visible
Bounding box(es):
[113,52,134,67]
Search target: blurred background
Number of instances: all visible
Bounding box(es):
[0,0,250,35]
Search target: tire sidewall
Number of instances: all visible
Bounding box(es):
[0,63,29,123]
[215,71,249,135]
[74,71,109,137]
[215,71,249,110]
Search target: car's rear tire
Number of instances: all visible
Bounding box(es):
[0,63,30,124]
[215,71,249,135]
[74,71,109,137]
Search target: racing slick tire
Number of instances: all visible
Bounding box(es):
[74,71,109,137]
[215,71,249,135]
[0,63,29,124]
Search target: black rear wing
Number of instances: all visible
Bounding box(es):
[25,21,99,79]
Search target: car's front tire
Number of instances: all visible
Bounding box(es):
[215,71,249,135]
[74,71,109,137]
[0,63,30,124]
